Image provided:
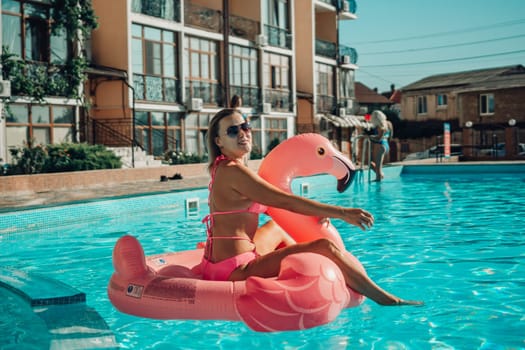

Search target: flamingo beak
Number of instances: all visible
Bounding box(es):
[333,155,357,193]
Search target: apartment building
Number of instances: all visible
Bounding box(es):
[0,0,360,163]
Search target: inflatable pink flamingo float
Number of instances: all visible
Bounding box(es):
[108,133,366,332]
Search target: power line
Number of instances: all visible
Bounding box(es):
[359,34,525,55]
[352,19,525,45]
[360,49,525,68]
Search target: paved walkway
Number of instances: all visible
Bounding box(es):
[0,175,210,211]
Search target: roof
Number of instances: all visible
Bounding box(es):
[355,82,393,104]
[401,65,525,92]
[389,89,402,103]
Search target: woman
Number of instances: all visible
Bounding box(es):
[369,110,393,181]
[201,108,421,306]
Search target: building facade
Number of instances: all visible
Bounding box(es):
[0,0,362,164]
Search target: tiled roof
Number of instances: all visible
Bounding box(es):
[401,65,525,91]
[355,82,393,104]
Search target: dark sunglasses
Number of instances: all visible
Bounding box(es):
[226,122,252,138]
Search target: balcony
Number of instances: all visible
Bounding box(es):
[230,86,261,108]
[230,15,259,41]
[264,24,292,50]
[184,1,222,33]
[131,0,181,22]
[317,94,337,114]
[339,45,358,65]
[264,89,293,112]
[315,39,337,59]
[185,80,223,107]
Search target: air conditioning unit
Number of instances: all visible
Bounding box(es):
[340,55,351,65]
[0,80,11,98]
[342,1,350,12]
[190,98,203,111]
[339,107,346,117]
[262,103,272,114]
[256,34,268,47]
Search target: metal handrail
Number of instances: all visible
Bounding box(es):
[351,134,372,183]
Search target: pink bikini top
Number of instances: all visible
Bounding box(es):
[201,155,268,259]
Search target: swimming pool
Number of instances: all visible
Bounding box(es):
[1,164,524,349]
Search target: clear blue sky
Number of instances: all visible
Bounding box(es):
[339,0,525,93]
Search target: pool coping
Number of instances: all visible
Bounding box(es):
[1,160,524,212]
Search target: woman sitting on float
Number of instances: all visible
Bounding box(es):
[201,108,421,306]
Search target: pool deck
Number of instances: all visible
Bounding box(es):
[1,158,524,211]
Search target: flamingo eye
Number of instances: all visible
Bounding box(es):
[317,147,325,156]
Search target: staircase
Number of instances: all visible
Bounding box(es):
[109,147,165,168]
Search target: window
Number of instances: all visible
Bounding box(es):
[316,63,335,114]
[135,111,183,156]
[1,0,69,63]
[185,36,220,105]
[437,94,447,107]
[480,93,494,115]
[340,69,355,99]
[265,0,290,48]
[264,117,288,154]
[131,0,180,22]
[184,113,210,156]
[417,96,427,114]
[132,23,179,103]
[229,44,259,107]
[5,104,76,155]
[263,52,292,111]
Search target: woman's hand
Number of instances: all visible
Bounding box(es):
[340,208,374,231]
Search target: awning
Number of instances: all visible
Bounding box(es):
[319,114,373,129]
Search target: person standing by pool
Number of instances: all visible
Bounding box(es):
[369,110,393,181]
[201,108,422,306]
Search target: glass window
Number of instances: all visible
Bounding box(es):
[437,94,448,107]
[6,104,29,123]
[32,105,50,124]
[417,96,427,114]
[6,126,28,149]
[54,106,75,123]
[2,14,22,56]
[33,127,50,144]
[185,36,220,105]
[131,23,179,102]
[480,94,494,115]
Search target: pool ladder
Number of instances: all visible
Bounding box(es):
[352,135,373,183]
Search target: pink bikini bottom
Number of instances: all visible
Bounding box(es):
[201,251,258,281]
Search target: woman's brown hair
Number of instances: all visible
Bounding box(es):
[206,108,241,172]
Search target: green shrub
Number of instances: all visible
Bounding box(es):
[164,150,208,165]
[5,142,122,175]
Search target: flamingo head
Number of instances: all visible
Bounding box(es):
[258,133,356,193]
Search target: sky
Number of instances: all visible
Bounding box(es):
[339,0,525,93]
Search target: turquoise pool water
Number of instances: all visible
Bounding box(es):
[1,167,524,349]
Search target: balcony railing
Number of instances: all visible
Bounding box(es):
[230,15,259,41]
[185,80,223,106]
[230,86,261,108]
[317,95,337,114]
[264,24,292,49]
[133,74,181,103]
[264,89,293,112]
[131,0,181,21]
[315,39,337,59]
[338,0,357,14]
[184,1,222,33]
[339,45,358,64]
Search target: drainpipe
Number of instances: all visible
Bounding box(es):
[121,78,136,168]
[223,0,230,106]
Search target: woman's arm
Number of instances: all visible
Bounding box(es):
[225,163,374,230]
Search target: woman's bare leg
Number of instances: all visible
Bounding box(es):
[253,220,296,255]
[230,238,422,306]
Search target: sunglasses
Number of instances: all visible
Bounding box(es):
[226,122,252,138]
